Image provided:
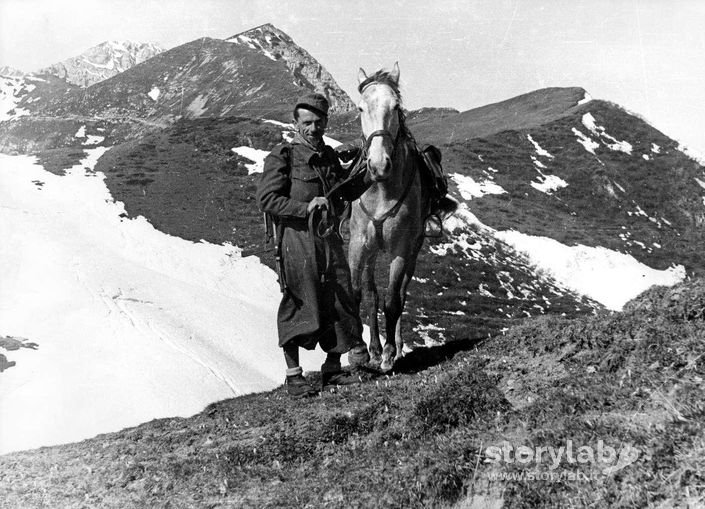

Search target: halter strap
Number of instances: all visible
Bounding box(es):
[358,147,417,251]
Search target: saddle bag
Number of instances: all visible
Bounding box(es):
[418,144,448,197]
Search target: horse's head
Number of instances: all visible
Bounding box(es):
[358,62,402,182]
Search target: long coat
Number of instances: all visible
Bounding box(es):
[256,141,364,353]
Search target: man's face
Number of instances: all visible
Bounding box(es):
[294,108,327,145]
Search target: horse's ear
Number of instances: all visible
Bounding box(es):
[358,67,368,85]
[389,62,400,84]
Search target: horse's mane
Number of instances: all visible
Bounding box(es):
[357,70,402,98]
[358,69,415,143]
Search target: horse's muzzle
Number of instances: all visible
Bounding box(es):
[367,157,392,182]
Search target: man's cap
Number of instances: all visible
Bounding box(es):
[294,92,329,116]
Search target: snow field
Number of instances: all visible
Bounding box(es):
[0,150,325,454]
[440,204,685,312]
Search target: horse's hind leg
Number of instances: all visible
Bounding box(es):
[349,234,376,364]
[394,247,421,362]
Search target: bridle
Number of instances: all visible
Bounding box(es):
[354,90,417,251]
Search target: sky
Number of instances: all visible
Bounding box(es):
[1,0,704,154]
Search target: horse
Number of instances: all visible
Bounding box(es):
[348,62,432,372]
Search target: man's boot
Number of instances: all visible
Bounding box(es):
[285,367,317,398]
[321,354,361,389]
[348,343,370,368]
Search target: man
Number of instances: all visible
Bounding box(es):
[256,93,370,398]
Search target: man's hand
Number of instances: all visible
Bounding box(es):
[307,197,329,214]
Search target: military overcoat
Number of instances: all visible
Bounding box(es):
[256,141,363,353]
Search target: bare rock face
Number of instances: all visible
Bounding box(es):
[38,41,164,87]
[225,24,356,114]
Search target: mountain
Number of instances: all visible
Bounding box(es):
[37,40,164,87]
[5,35,353,138]
[0,65,25,78]
[225,24,356,114]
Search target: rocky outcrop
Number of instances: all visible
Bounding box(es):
[225,24,356,114]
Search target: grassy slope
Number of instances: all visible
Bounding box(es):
[2,279,703,508]
[407,87,587,145]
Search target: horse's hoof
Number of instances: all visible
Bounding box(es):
[380,345,396,372]
[379,359,394,373]
[369,354,383,368]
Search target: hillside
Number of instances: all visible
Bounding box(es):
[2,278,704,508]
[437,96,705,277]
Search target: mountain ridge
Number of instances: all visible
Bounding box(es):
[37,40,164,87]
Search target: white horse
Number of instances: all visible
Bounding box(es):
[348,63,432,372]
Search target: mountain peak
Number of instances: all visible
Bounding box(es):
[37,40,164,87]
[224,24,355,114]
[0,65,25,78]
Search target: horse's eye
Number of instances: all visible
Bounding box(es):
[358,107,363,112]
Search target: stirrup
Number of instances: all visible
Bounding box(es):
[424,213,444,238]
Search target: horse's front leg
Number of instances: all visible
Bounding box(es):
[381,255,407,372]
[363,254,382,365]
[348,227,374,364]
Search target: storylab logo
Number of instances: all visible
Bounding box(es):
[485,439,640,476]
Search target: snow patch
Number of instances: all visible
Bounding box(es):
[83,135,105,146]
[678,144,705,165]
[0,76,30,121]
[323,135,341,148]
[577,92,593,105]
[530,174,568,194]
[531,155,547,169]
[263,119,293,128]
[494,230,685,311]
[148,86,160,101]
[0,151,325,454]
[694,177,705,190]
[572,128,599,155]
[651,143,661,154]
[582,112,633,154]
[527,134,554,158]
[187,94,208,117]
[74,125,86,138]
[452,173,506,200]
[231,146,269,174]
[436,204,684,312]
